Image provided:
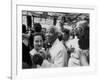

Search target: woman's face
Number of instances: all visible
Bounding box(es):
[33,35,43,51]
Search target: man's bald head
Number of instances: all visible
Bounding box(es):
[45,26,58,44]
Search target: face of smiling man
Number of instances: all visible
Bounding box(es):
[45,27,57,44]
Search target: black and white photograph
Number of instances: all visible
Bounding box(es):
[0,0,99,79]
[11,1,97,79]
[22,11,90,69]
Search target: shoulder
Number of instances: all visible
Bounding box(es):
[54,39,64,50]
[55,40,67,53]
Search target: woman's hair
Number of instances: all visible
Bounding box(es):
[29,32,45,48]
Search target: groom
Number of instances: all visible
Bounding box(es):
[40,26,69,68]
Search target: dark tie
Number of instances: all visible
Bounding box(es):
[46,48,51,61]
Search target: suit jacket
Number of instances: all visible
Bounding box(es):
[41,39,68,68]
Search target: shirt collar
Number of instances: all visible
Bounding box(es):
[30,48,37,56]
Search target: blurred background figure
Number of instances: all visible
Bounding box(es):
[78,21,89,66]
[68,19,89,67]
[34,23,42,32]
[57,32,63,41]
[22,24,27,34]
[22,24,32,69]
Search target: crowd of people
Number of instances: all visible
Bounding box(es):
[22,14,89,69]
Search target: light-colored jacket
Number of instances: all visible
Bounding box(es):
[41,39,68,68]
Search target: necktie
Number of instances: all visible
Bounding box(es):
[46,48,51,61]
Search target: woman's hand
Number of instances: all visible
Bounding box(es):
[39,49,46,59]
